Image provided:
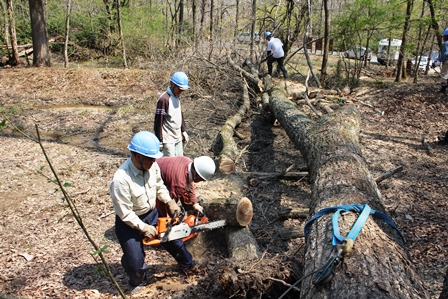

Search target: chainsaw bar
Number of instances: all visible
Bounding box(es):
[190,219,227,234]
[162,219,226,242]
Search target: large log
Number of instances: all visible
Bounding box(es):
[215,82,250,174]
[269,85,429,298]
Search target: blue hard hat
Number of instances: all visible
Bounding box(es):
[443,28,448,37]
[265,32,272,38]
[170,72,190,90]
[128,131,163,158]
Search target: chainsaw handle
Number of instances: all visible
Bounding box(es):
[142,236,160,246]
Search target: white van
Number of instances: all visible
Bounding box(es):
[377,38,402,65]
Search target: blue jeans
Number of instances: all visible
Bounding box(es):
[115,208,194,286]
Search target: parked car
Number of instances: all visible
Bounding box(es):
[344,46,372,61]
[411,56,433,70]
[237,32,260,43]
[423,50,439,61]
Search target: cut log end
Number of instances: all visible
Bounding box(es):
[219,158,235,174]
[236,197,253,226]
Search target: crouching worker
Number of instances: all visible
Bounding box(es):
[156,155,216,217]
[109,131,196,291]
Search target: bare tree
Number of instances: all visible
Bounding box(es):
[116,0,127,68]
[6,0,21,66]
[63,0,72,68]
[28,0,50,67]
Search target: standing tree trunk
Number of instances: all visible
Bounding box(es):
[395,0,413,82]
[28,0,50,67]
[63,0,72,68]
[303,0,321,88]
[267,85,429,298]
[320,0,329,84]
[116,0,127,68]
[191,0,197,49]
[425,0,442,49]
[208,0,214,60]
[233,0,239,41]
[249,0,256,62]
[7,0,21,66]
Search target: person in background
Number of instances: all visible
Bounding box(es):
[264,32,288,79]
[433,28,448,96]
[110,131,196,292]
[154,72,190,156]
[156,156,216,217]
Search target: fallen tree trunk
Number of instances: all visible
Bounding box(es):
[269,85,429,298]
[215,81,250,174]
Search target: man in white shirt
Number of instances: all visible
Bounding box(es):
[110,131,196,290]
[265,32,288,79]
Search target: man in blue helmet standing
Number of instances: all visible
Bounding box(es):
[434,28,448,96]
[264,32,288,79]
[154,72,190,156]
[110,131,197,293]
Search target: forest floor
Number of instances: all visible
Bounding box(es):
[0,60,447,299]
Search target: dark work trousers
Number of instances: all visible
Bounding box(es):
[115,208,194,286]
[267,56,288,78]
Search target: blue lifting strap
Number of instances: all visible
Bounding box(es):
[304,204,405,246]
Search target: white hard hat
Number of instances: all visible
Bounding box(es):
[193,156,216,181]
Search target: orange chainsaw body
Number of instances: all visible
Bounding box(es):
[142,214,209,246]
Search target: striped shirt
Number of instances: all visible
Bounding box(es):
[154,87,186,144]
[155,156,198,215]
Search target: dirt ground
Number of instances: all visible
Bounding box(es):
[0,62,447,299]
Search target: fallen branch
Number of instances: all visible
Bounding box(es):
[375,165,404,184]
[98,211,115,220]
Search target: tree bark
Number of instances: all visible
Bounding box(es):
[268,85,429,298]
[29,0,50,67]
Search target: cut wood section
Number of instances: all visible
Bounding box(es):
[203,197,253,227]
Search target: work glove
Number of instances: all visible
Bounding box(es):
[192,203,204,215]
[182,131,189,144]
[141,224,157,239]
[166,200,181,215]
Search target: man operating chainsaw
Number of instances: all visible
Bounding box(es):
[109,131,196,291]
[156,155,216,217]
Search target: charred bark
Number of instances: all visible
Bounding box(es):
[268,85,429,298]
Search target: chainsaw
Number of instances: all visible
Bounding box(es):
[142,210,226,246]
